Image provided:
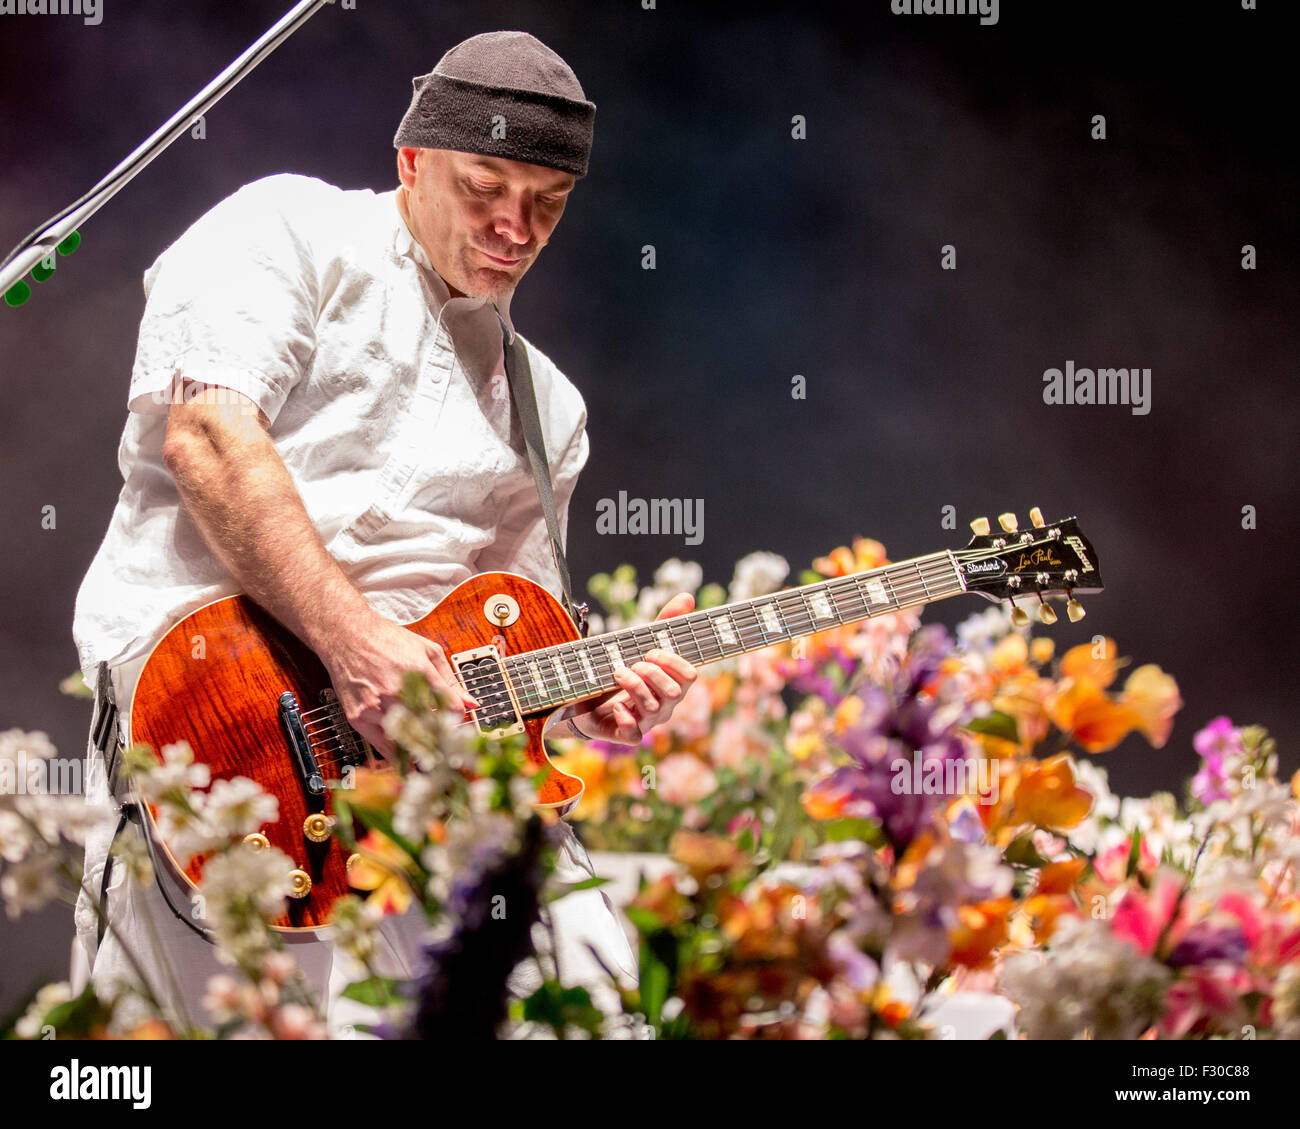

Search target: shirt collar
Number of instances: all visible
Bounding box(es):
[390,191,515,340]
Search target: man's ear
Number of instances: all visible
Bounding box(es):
[396,146,420,188]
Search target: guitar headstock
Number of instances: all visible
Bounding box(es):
[954,510,1102,624]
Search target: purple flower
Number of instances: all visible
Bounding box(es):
[1167,923,1249,969]
[813,626,978,850]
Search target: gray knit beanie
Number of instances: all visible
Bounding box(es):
[393,31,596,177]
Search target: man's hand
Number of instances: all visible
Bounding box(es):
[567,593,698,745]
[318,610,478,762]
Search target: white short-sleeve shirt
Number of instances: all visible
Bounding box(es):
[72,173,589,686]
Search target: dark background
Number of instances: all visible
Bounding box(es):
[1,1,1295,1012]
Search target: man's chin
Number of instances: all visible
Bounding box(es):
[464,272,519,301]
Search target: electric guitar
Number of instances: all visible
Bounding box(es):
[128,510,1101,929]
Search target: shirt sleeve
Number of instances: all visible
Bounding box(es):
[476,396,589,600]
[126,175,321,423]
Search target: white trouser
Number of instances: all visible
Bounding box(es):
[71,656,638,1036]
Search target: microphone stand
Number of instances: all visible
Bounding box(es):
[0,0,337,303]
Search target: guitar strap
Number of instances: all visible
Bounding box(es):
[91,661,214,946]
[494,307,588,637]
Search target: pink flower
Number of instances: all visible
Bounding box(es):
[1160,966,1252,1038]
[1111,869,1184,955]
[656,753,718,806]
[1094,837,1158,886]
[269,1003,327,1040]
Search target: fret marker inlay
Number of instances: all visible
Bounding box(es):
[711,614,739,647]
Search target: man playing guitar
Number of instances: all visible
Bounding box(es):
[71,30,697,1034]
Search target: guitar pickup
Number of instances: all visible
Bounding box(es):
[451,645,525,737]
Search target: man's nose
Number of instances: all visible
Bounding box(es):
[493,198,532,246]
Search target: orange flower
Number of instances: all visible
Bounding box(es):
[1121,664,1182,748]
[345,829,415,917]
[550,745,639,821]
[630,873,691,929]
[872,984,912,1027]
[802,777,851,821]
[992,671,1056,751]
[1009,754,1093,830]
[1048,679,1141,753]
[991,632,1030,677]
[813,537,888,578]
[1021,893,1078,944]
[833,694,865,734]
[1060,637,1122,688]
[669,829,747,883]
[1035,857,1089,896]
[336,765,402,814]
[949,897,1013,968]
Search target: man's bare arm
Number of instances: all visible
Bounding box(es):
[160,384,476,756]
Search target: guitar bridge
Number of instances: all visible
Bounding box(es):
[451,645,525,737]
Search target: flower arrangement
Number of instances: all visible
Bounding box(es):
[2,540,1295,1040]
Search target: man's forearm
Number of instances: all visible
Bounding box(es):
[163,413,374,664]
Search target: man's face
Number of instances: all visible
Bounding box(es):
[397,147,575,301]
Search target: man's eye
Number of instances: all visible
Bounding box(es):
[469,181,500,194]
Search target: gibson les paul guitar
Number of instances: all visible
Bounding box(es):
[128,510,1101,929]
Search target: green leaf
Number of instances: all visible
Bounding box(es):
[638,947,672,1030]
[546,876,610,903]
[1004,832,1049,868]
[625,905,666,936]
[1126,829,1143,880]
[823,817,883,844]
[40,984,112,1038]
[964,711,1019,744]
[340,975,403,1008]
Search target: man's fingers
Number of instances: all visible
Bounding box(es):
[615,667,660,715]
[632,659,683,703]
[422,645,478,711]
[654,592,695,620]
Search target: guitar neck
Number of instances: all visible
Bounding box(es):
[500,550,966,717]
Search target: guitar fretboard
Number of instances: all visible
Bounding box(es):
[501,551,964,716]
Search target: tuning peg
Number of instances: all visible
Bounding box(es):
[998,512,1019,533]
[1029,507,1045,528]
[969,516,990,537]
[1067,598,1086,623]
[1037,600,1058,625]
[1009,601,1030,628]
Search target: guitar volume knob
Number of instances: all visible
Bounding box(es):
[303,814,335,843]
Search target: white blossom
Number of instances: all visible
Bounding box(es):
[729,551,789,602]
[203,777,279,839]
